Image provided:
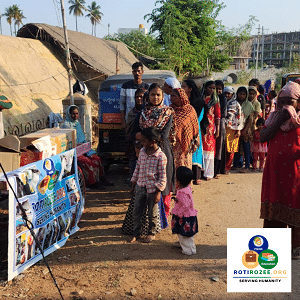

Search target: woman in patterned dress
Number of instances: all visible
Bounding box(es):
[200,81,221,180]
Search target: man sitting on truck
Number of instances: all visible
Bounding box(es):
[120,62,149,128]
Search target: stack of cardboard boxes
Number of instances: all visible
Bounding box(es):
[0,128,76,172]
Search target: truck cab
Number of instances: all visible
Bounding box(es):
[281,73,300,87]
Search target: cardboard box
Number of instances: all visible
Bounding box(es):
[20,136,57,167]
[19,128,76,154]
[0,136,20,173]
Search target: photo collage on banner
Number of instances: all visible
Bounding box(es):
[6,149,84,281]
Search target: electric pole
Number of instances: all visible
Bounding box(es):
[60,0,74,105]
[290,42,294,67]
[255,25,261,78]
[261,26,264,70]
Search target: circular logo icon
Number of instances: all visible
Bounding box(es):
[242,251,259,269]
[258,249,278,269]
[254,236,263,247]
[248,235,269,254]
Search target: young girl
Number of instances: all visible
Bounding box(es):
[251,118,268,172]
[130,128,167,243]
[171,166,198,255]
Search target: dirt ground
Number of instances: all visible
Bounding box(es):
[0,165,299,300]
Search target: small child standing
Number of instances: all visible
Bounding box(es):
[171,166,198,255]
[251,118,268,172]
[130,128,167,243]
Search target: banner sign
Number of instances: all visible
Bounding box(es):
[6,149,84,281]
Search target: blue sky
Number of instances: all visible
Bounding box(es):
[0,0,299,37]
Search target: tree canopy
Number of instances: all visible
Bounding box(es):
[144,0,225,74]
[86,1,103,36]
[4,4,25,36]
[68,0,86,32]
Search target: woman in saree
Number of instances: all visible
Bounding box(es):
[170,88,199,190]
[61,105,112,188]
[260,80,300,259]
[181,79,208,185]
[200,81,221,180]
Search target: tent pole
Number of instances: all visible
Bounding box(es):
[60,0,74,105]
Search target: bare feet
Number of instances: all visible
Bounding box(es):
[129,236,139,243]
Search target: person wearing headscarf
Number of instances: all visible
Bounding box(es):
[200,81,221,180]
[181,79,208,184]
[232,87,255,172]
[61,105,112,188]
[224,87,245,174]
[170,88,199,190]
[133,83,175,217]
[163,77,181,106]
[214,80,227,178]
[260,80,300,259]
[224,86,235,101]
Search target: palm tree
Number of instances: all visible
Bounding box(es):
[68,0,86,32]
[11,5,25,35]
[86,1,103,36]
[4,6,14,36]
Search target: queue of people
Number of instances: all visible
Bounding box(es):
[61,61,299,258]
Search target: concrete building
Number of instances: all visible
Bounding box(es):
[251,31,300,68]
[118,24,147,35]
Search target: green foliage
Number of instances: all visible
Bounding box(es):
[4,4,25,36]
[68,0,86,31]
[104,30,165,68]
[235,70,253,85]
[144,0,225,74]
[86,1,103,36]
[216,15,257,57]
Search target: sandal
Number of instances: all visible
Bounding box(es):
[193,179,202,185]
[214,174,221,179]
[240,168,249,173]
[225,170,230,175]
[142,235,155,243]
[129,236,140,243]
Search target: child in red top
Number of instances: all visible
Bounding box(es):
[251,118,268,172]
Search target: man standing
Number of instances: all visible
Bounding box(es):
[120,62,149,128]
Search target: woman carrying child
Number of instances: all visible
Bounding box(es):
[171,166,198,255]
[260,80,300,259]
[130,128,167,243]
[250,118,267,172]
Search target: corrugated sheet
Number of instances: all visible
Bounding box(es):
[18,23,143,76]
